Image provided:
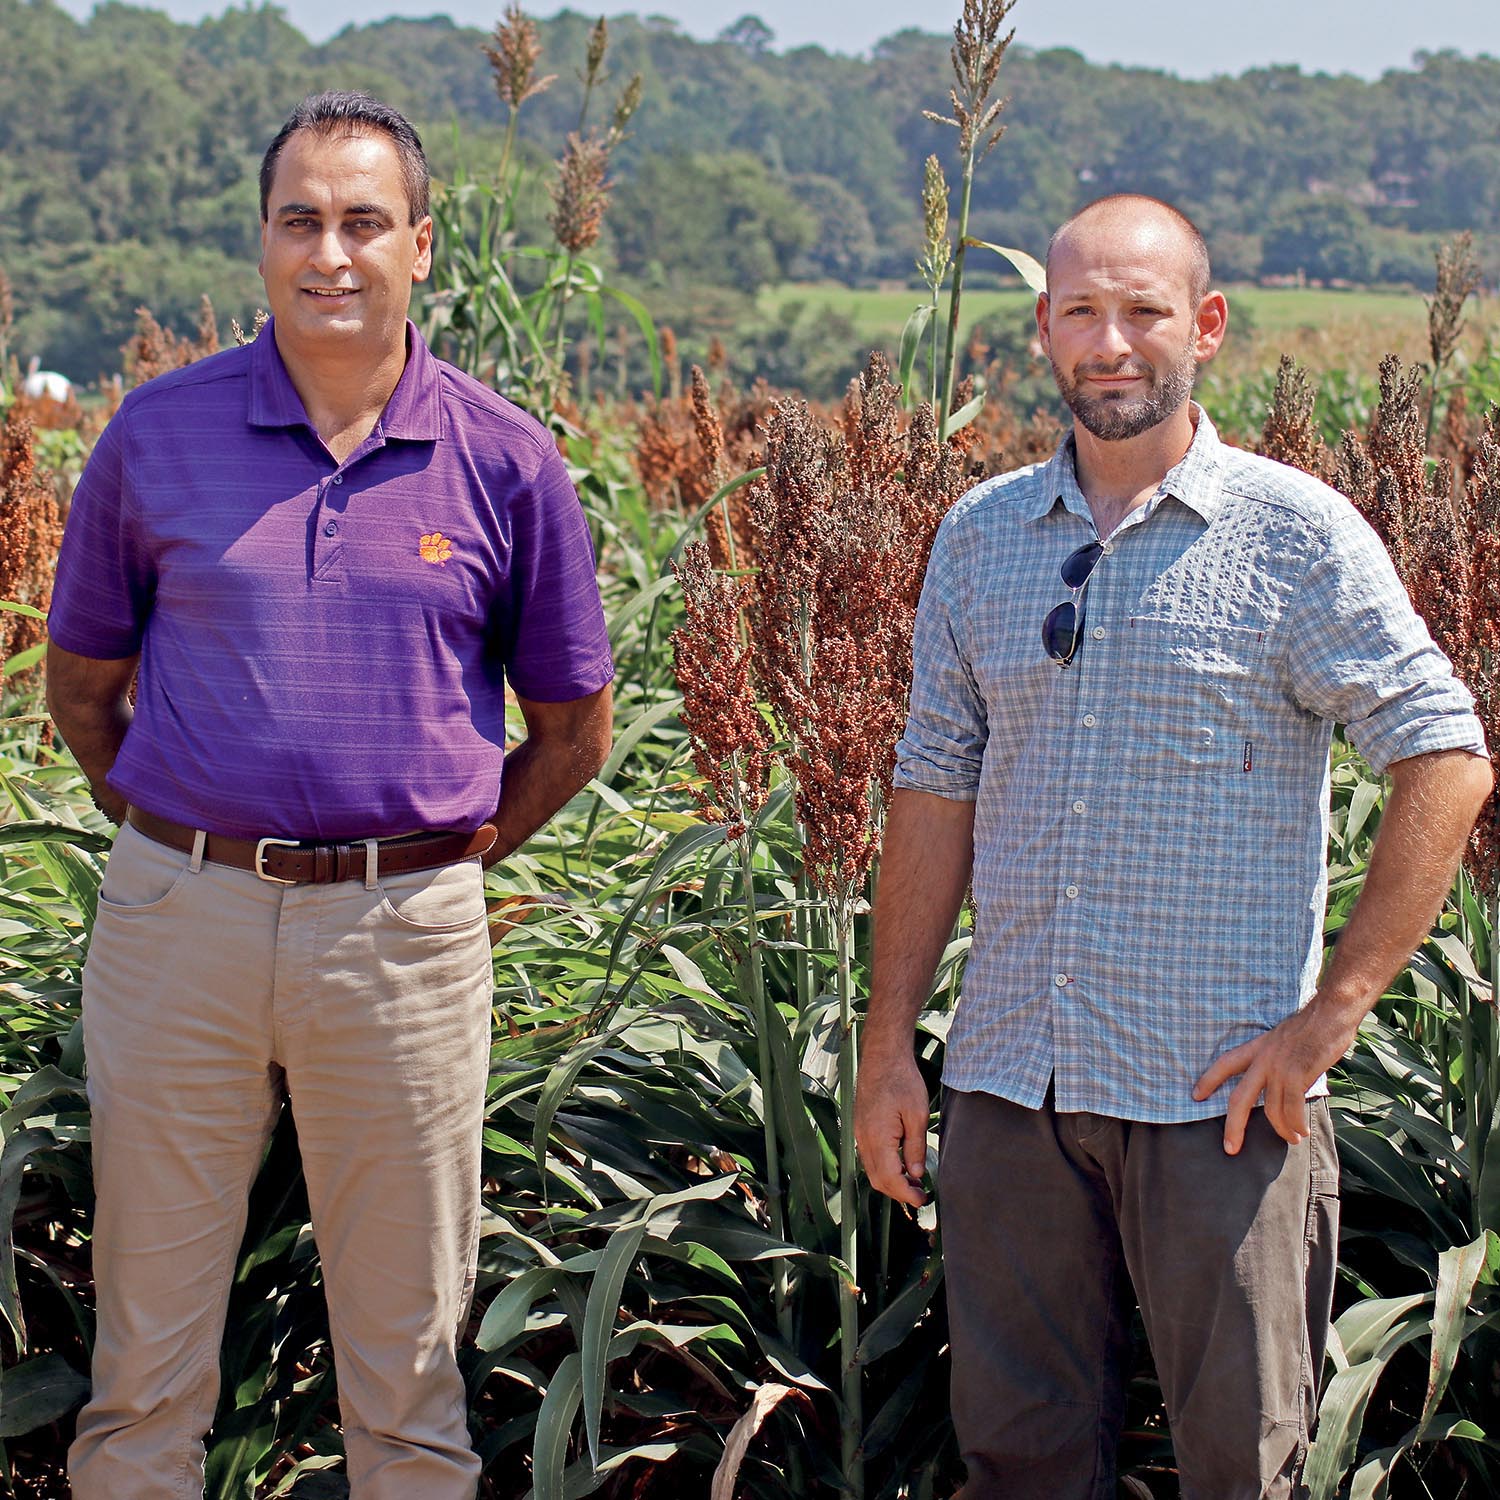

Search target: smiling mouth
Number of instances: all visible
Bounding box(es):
[304,288,358,298]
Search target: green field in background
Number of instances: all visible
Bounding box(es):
[757,282,1455,353]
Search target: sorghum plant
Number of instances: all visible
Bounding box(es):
[123,296,221,388]
[0,406,62,673]
[1463,409,1500,892]
[1425,231,1482,446]
[754,356,965,1495]
[914,156,952,409]
[426,9,649,421]
[482,2,556,183]
[633,367,768,562]
[1258,354,1325,477]
[1308,304,1500,1494]
[689,366,761,572]
[667,352,968,1497]
[922,0,1017,427]
[669,540,791,1337]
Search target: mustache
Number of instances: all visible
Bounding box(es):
[1075,360,1154,379]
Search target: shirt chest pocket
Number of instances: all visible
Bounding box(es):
[1117,618,1269,779]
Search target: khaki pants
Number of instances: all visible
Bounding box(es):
[940,1086,1339,1500]
[70,820,493,1500]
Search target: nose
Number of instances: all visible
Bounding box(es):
[1092,316,1132,362]
[310,228,352,276]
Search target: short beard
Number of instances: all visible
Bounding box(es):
[1052,341,1199,441]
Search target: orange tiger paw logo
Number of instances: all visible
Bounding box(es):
[419,531,453,564]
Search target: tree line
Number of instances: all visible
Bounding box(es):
[3,0,1499,378]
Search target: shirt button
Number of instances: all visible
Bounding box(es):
[1054,973,1069,988]
[332,474,344,485]
[1082,713,1097,727]
[323,521,338,536]
[1092,626,1105,640]
[1065,884,1079,899]
[1101,542,1114,554]
[1072,799,1086,814]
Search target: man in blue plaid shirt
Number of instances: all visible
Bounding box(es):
[855,194,1492,1499]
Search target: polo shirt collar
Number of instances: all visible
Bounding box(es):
[247,319,443,442]
[1021,403,1227,526]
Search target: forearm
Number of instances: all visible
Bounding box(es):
[1197,746,1493,1150]
[856,787,974,1203]
[488,685,613,860]
[1311,748,1493,1036]
[866,788,976,1057]
[45,645,138,823]
[489,739,598,859]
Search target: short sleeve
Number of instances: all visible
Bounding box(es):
[47,414,155,659]
[894,519,988,798]
[494,443,614,702]
[1283,504,1487,774]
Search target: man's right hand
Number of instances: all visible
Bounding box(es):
[46,644,138,823]
[857,788,974,1210]
[854,1047,932,1207]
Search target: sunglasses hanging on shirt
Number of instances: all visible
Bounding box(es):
[1041,539,1106,668]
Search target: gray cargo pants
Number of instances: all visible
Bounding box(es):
[939,1085,1339,1500]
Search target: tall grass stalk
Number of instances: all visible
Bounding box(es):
[834,917,864,1498]
[1456,870,1482,1233]
[938,165,977,433]
[483,4,555,186]
[925,0,1015,431]
[915,155,952,410]
[1490,891,1500,1111]
[1423,231,1481,448]
[737,830,791,1340]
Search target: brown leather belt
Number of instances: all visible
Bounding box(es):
[126,807,499,885]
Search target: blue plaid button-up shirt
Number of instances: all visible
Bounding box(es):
[896,410,1487,1122]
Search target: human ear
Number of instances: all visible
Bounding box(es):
[1035,293,1051,357]
[1194,290,1229,362]
[411,215,434,284]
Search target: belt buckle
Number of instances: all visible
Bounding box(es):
[254,837,301,885]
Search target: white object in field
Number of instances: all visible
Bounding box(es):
[22,355,72,403]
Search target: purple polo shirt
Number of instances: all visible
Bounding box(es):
[49,322,614,840]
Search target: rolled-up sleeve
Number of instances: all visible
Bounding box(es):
[1283,504,1487,773]
[894,522,988,798]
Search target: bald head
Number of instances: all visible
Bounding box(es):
[1047,195,1211,305]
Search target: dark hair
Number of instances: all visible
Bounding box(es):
[259,91,430,224]
[1047,193,1212,303]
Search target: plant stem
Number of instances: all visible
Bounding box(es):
[738,833,792,1341]
[928,284,943,410]
[939,145,977,436]
[795,874,813,1012]
[1424,365,1448,450]
[1458,868,1480,1233]
[1437,1016,1453,1137]
[835,915,864,1499]
[496,111,520,191]
[547,250,578,409]
[1490,888,1499,1103]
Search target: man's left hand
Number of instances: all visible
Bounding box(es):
[1196,748,1492,1157]
[1192,1002,1359,1155]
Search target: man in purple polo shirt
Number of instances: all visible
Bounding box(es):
[46,92,614,1499]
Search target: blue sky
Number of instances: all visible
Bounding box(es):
[46,0,1500,75]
